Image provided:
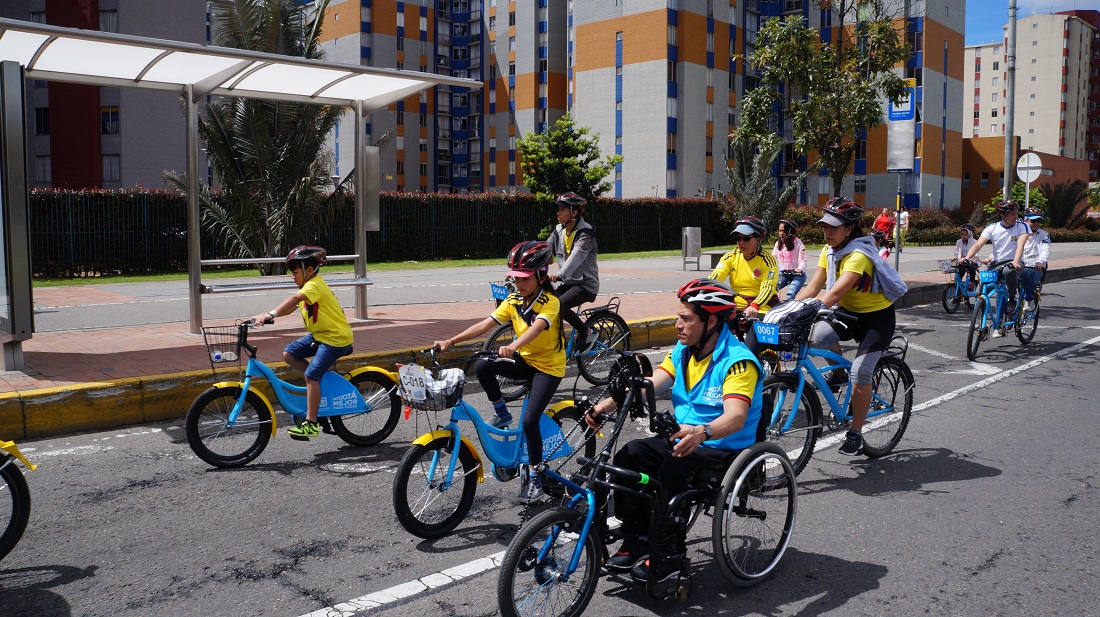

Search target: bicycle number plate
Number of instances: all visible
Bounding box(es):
[398,364,428,402]
[753,322,780,346]
[978,270,999,283]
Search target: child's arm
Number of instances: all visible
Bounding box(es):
[435,317,499,351]
[252,291,308,324]
[498,319,548,358]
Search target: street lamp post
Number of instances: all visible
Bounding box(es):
[927,192,932,208]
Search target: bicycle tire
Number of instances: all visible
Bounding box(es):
[330,372,401,446]
[712,443,797,587]
[0,458,31,561]
[860,357,914,458]
[392,435,479,538]
[185,387,272,468]
[576,312,631,386]
[548,405,598,462]
[942,284,961,314]
[762,375,822,477]
[483,322,529,402]
[497,507,600,617]
[966,296,987,361]
[1015,299,1040,345]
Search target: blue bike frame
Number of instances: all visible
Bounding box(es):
[225,357,367,426]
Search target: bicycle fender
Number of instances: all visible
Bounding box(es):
[411,430,485,483]
[0,440,36,471]
[211,382,278,437]
[545,401,574,418]
[345,365,398,384]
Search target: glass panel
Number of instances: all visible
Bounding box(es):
[141,53,253,85]
[34,38,164,79]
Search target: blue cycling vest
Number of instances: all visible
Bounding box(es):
[668,324,763,451]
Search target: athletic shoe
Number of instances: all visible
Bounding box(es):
[287,419,319,439]
[1022,299,1035,313]
[582,329,600,353]
[489,411,513,428]
[1005,300,1018,316]
[606,535,649,572]
[991,328,1004,339]
[513,473,543,505]
[825,369,849,392]
[630,556,683,585]
[838,430,863,456]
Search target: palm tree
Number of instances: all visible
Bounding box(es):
[166,0,344,274]
[721,132,816,235]
[1039,179,1091,229]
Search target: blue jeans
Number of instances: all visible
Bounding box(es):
[1019,266,1045,301]
[284,334,353,381]
[778,271,807,301]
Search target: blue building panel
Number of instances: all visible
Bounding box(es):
[854,159,866,175]
[667,153,676,169]
[616,75,622,100]
[667,117,676,133]
[615,110,622,135]
[667,80,677,98]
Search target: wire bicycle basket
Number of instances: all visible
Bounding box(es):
[937,259,959,283]
[397,361,466,412]
[200,322,246,376]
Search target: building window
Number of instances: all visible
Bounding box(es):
[667,134,676,154]
[34,108,49,135]
[993,61,999,70]
[667,61,677,82]
[420,137,427,152]
[396,110,404,125]
[854,175,867,194]
[420,162,428,176]
[397,160,405,175]
[101,107,119,135]
[509,11,515,26]
[99,10,118,33]
[35,156,51,183]
[397,37,404,51]
[981,172,989,189]
[396,136,404,150]
[991,110,998,117]
[103,154,121,182]
[973,110,980,119]
[705,136,713,157]
[963,173,970,189]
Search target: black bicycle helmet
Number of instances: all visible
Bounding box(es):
[552,192,587,215]
[286,245,328,266]
[778,218,799,234]
[1024,208,1045,222]
[994,200,1019,216]
[960,223,976,234]
[732,216,767,238]
[676,278,739,321]
[871,229,887,242]
[507,240,553,273]
[820,196,864,226]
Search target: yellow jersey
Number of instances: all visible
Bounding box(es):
[490,290,567,377]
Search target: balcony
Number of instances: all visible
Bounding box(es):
[783,0,803,12]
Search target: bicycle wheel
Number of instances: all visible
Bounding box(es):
[942,284,961,313]
[0,458,31,561]
[185,387,272,468]
[761,375,822,477]
[1015,299,1040,345]
[549,405,598,462]
[712,442,797,587]
[392,435,479,538]
[576,313,631,386]
[484,322,530,402]
[966,296,988,361]
[330,372,401,446]
[860,357,914,458]
[497,507,601,617]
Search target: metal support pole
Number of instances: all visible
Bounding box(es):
[1003,0,1017,198]
[186,84,203,334]
[353,101,379,320]
[894,173,902,272]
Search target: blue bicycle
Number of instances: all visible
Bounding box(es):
[939,259,979,313]
[185,321,402,468]
[391,349,598,539]
[753,309,915,476]
[965,261,1041,360]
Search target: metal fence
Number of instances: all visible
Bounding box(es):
[30,190,731,277]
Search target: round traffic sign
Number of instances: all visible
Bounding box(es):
[1017,152,1042,184]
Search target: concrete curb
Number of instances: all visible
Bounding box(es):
[5,265,1098,440]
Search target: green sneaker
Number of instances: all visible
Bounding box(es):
[287,419,320,439]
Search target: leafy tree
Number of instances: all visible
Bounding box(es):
[165,0,344,274]
[737,2,910,198]
[720,131,816,236]
[985,182,1048,221]
[517,114,623,203]
[1038,179,1091,229]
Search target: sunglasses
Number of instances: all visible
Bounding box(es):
[732,235,757,242]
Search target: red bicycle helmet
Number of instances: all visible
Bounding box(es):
[994,200,1019,216]
[286,245,328,266]
[819,197,864,227]
[676,278,739,321]
[552,192,587,215]
[507,241,553,276]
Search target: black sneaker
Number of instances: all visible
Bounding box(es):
[606,535,649,572]
[838,430,863,456]
[826,369,849,392]
[513,473,544,505]
[1005,300,1018,316]
[630,557,682,585]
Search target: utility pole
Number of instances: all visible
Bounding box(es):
[1003,0,1017,198]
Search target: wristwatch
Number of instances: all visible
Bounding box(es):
[702,424,714,440]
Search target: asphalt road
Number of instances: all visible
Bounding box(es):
[3,276,1099,616]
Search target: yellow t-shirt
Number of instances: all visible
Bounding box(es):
[564,227,576,256]
[490,290,566,377]
[657,354,758,403]
[709,249,778,313]
[818,250,893,313]
[298,276,354,347]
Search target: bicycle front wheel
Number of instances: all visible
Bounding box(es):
[483,322,530,402]
[330,371,401,446]
[1015,299,1040,344]
[576,313,631,386]
[966,296,988,361]
[942,284,961,313]
[392,436,479,538]
[861,357,914,458]
[761,375,822,477]
[497,507,600,617]
[0,458,31,561]
[185,387,273,468]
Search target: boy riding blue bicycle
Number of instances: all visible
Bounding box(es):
[251,245,353,439]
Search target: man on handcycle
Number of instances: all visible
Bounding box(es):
[963,200,1030,335]
[584,278,764,583]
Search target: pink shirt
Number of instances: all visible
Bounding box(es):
[773,238,807,272]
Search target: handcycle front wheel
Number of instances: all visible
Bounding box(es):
[185,387,273,468]
[497,506,601,617]
[0,458,31,561]
[329,371,402,446]
[712,442,797,587]
[1015,298,1040,344]
[860,357,914,458]
[482,322,530,402]
[761,375,823,477]
[576,312,631,386]
[966,296,988,361]
[392,435,479,539]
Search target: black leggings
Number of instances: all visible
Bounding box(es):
[474,355,562,465]
[555,283,597,335]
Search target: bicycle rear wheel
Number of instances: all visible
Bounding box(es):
[942,284,961,313]
[497,507,600,617]
[330,371,401,446]
[0,458,31,561]
[576,313,631,386]
[966,296,988,361]
[761,375,822,477]
[860,357,914,458]
[1015,299,1040,344]
[483,322,530,402]
[185,387,273,468]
